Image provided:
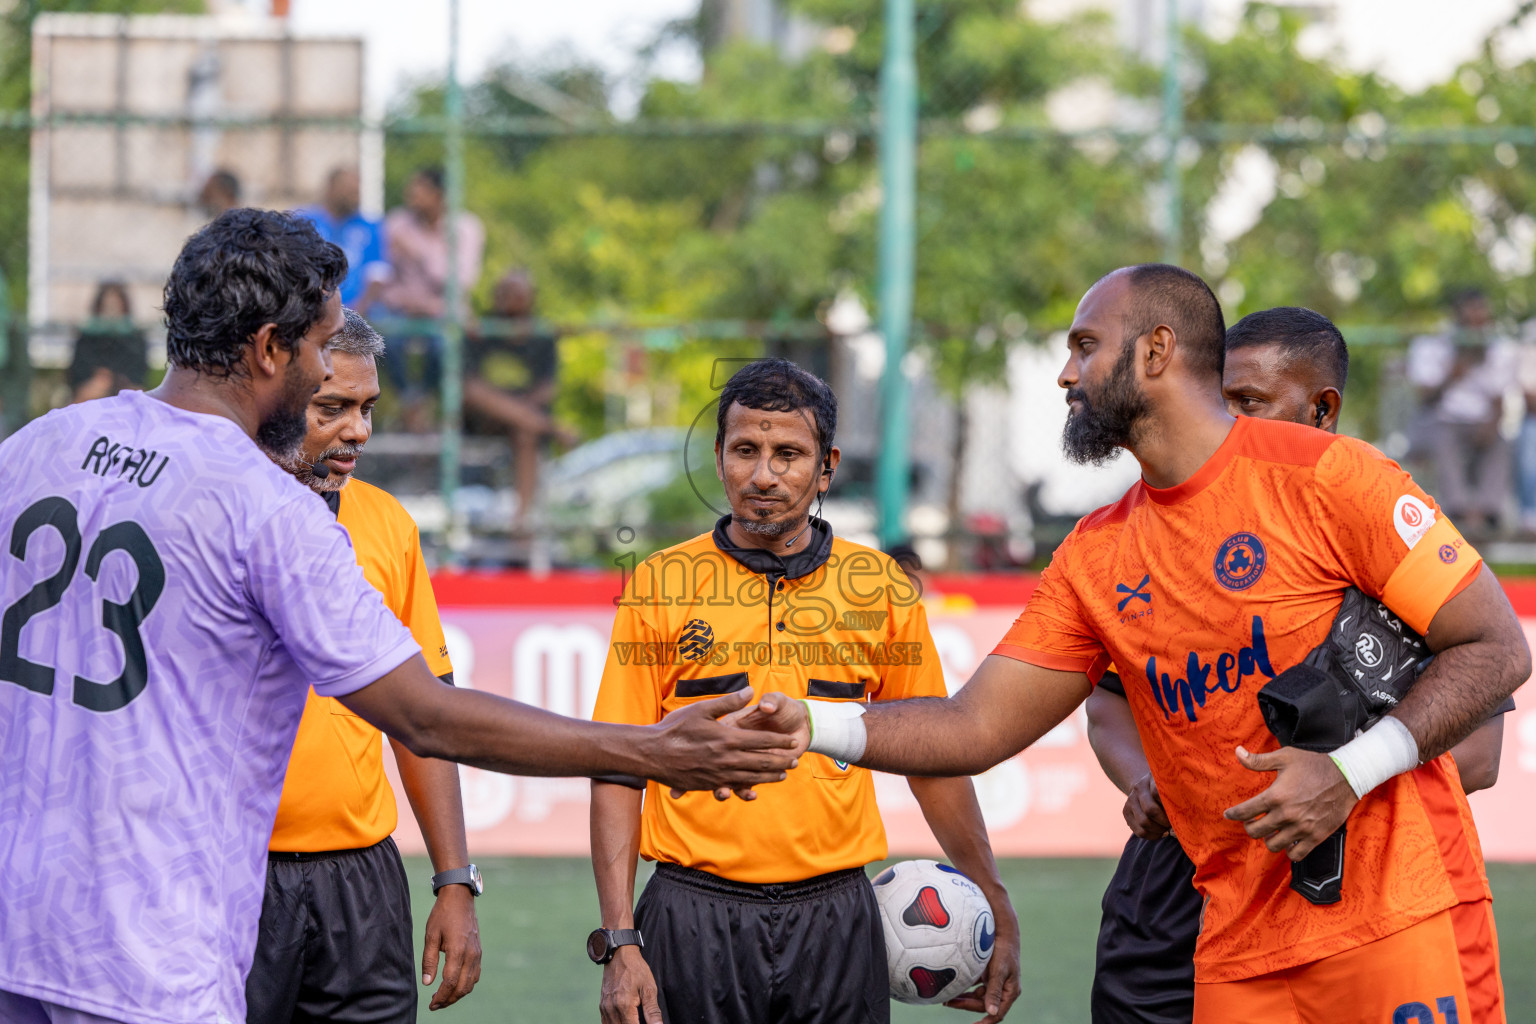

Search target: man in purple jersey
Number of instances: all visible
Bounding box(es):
[0,209,798,1024]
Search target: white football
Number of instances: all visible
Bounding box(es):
[872,859,995,1005]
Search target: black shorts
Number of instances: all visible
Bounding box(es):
[1091,835,1201,1024]
[244,837,416,1024]
[636,862,889,1024]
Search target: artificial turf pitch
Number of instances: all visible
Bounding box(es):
[402,857,1536,1022]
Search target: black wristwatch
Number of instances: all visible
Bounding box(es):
[431,864,484,897]
[587,928,644,965]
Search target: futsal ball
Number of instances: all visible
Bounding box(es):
[872,859,994,1005]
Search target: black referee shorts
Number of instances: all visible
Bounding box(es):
[635,862,889,1024]
[1091,834,1200,1024]
[244,836,416,1024]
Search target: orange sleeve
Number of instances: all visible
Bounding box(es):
[874,597,949,700]
[394,529,454,679]
[592,601,665,726]
[1309,437,1483,635]
[990,532,1110,682]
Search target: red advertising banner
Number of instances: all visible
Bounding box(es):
[385,573,1536,861]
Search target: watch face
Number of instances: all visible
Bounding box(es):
[468,863,484,895]
[586,929,610,964]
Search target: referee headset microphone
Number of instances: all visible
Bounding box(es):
[782,453,834,550]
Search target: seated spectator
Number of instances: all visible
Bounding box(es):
[1405,289,1516,535]
[295,167,388,308]
[68,280,147,403]
[378,166,485,430]
[198,169,242,220]
[463,270,577,532]
[1516,323,1536,535]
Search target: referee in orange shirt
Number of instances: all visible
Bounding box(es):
[588,359,1020,1024]
[245,310,482,1021]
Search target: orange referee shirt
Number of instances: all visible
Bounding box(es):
[994,417,1488,983]
[268,479,454,853]
[593,517,947,884]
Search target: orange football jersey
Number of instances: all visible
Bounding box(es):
[268,479,455,852]
[994,416,1488,982]
[593,530,947,883]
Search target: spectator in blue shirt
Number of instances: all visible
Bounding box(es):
[296,167,387,308]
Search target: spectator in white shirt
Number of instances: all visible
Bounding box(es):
[1513,321,1536,535]
[1405,290,1515,534]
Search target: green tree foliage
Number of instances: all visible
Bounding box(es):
[382,0,1137,448]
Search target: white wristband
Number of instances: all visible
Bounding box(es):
[803,700,867,764]
[1329,716,1420,800]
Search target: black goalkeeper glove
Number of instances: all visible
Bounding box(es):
[1256,587,1430,905]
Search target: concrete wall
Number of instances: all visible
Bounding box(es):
[30,13,363,333]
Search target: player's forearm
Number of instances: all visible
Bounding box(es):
[1085,689,1149,796]
[907,776,1007,897]
[391,737,471,873]
[853,697,1008,775]
[853,658,1091,777]
[590,781,644,929]
[342,663,659,778]
[347,657,796,792]
[408,689,658,777]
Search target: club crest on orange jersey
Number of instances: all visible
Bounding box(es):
[1214,533,1266,591]
[678,619,715,661]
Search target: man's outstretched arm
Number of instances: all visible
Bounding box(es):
[341,655,799,793]
[737,657,1092,777]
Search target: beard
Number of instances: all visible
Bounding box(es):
[1061,339,1148,466]
[306,442,363,492]
[270,441,364,493]
[732,488,800,537]
[254,362,316,463]
[734,513,796,538]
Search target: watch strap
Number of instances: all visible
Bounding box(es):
[608,928,643,951]
[431,866,480,897]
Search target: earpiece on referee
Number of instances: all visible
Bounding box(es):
[1314,402,1327,428]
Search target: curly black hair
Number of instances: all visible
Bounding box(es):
[716,357,838,463]
[162,208,347,377]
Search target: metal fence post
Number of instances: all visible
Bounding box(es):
[876,0,917,548]
[1162,0,1184,265]
[440,0,466,543]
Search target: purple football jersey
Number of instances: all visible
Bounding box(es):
[0,391,419,1024]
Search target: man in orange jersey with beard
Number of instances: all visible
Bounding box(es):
[740,266,1528,1023]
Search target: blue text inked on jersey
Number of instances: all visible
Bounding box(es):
[1214,533,1267,591]
[1145,616,1275,723]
